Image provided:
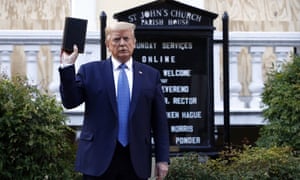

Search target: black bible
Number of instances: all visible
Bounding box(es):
[62,17,88,54]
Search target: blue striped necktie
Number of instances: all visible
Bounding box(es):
[117,64,130,146]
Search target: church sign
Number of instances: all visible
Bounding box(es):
[128,8,204,26]
[113,0,218,153]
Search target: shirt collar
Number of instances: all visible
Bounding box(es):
[111,56,133,71]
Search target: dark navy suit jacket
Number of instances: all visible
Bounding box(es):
[59,58,169,178]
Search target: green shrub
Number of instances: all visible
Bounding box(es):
[211,146,300,179]
[256,55,300,150]
[166,152,212,180]
[166,146,300,180]
[0,75,79,179]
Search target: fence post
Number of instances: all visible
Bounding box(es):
[100,11,107,60]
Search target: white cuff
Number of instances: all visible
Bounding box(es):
[60,63,73,68]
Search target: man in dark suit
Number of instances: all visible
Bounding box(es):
[59,21,169,180]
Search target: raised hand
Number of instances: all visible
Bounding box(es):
[60,44,79,65]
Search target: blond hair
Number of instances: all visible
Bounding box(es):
[105,21,136,41]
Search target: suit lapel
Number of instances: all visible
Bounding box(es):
[129,62,143,120]
[102,59,118,116]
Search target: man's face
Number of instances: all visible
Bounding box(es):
[106,29,136,63]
